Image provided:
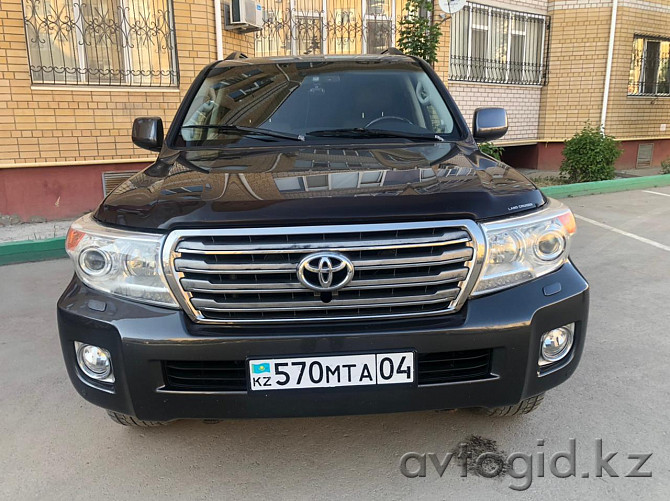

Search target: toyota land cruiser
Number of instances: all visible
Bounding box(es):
[57,53,589,426]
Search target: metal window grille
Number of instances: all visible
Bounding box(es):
[449,2,549,86]
[22,0,179,86]
[254,0,397,57]
[628,35,670,96]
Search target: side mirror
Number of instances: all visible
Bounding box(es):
[472,107,508,142]
[132,117,164,152]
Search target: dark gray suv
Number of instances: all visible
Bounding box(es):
[58,53,588,426]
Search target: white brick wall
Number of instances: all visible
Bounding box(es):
[620,0,670,14]
[548,0,613,10]
[446,1,550,142]
[473,0,548,14]
[448,83,542,142]
[545,1,670,14]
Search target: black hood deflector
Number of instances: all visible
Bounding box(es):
[96,142,544,231]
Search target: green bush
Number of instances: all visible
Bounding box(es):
[661,158,670,175]
[479,142,504,161]
[560,125,621,182]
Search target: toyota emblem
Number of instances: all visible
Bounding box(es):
[297,252,354,292]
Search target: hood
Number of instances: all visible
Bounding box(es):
[96,142,544,231]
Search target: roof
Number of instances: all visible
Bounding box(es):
[212,54,415,69]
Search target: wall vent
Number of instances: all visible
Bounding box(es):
[102,171,138,196]
[636,144,654,168]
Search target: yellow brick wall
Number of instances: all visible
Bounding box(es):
[538,6,612,140]
[540,1,670,141]
[605,5,670,140]
[0,0,253,166]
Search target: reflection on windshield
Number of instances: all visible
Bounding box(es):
[179,60,457,146]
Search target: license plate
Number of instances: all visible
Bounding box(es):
[248,352,415,391]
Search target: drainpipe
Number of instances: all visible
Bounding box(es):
[214,0,224,60]
[600,0,618,133]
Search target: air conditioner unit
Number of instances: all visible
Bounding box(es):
[228,0,263,31]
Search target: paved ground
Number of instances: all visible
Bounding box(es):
[518,166,667,181]
[1,187,669,500]
[0,218,72,243]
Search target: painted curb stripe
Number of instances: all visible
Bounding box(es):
[0,237,66,266]
[1,175,669,266]
[540,174,670,199]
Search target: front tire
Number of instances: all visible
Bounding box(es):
[480,393,545,417]
[106,410,168,427]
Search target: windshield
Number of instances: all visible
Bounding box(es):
[176,60,459,147]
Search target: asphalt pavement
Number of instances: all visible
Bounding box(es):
[1,187,669,500]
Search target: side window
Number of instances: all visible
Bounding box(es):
[181,82,219,142]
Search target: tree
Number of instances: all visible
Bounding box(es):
[396,0,442,65]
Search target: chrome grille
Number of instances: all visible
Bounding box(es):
[163,221,482,324]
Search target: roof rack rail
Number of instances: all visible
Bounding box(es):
[380,47,404,55]
[224,52,249,61]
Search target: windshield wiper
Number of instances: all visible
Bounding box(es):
[306,128,445,142]
[181,124,305,141]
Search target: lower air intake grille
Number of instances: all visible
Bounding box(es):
[162,350,492,392]
[416,349,492,385]
[163,360,247,391]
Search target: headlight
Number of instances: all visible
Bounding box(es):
[65,214,178,307]
[471,199,576,296]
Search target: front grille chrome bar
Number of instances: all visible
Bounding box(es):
[174,229,471,254]
[180,268,469,294]
[190,288,461,312]
[173,246,474,274]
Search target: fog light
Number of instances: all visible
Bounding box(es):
[539,324,574,366]
[75,342,114,383]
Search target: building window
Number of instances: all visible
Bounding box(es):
[22,0,179,86]
[333,8,356,53]
[629,35,670,96]
[295,13,324,55]
[365,0,393,54]
[255,0,396,57]
[366,19,393,54]
[449,2,548,85]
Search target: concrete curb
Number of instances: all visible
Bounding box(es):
[0,237,66,266]
[1,175,669,266]
[541,174,670,199]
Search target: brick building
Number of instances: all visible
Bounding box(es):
[0,0,252,221]
[448,0,670,171]
[0,0,669,221]
[535,0,670,170]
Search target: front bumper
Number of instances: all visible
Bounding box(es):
[57,263,589,421]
